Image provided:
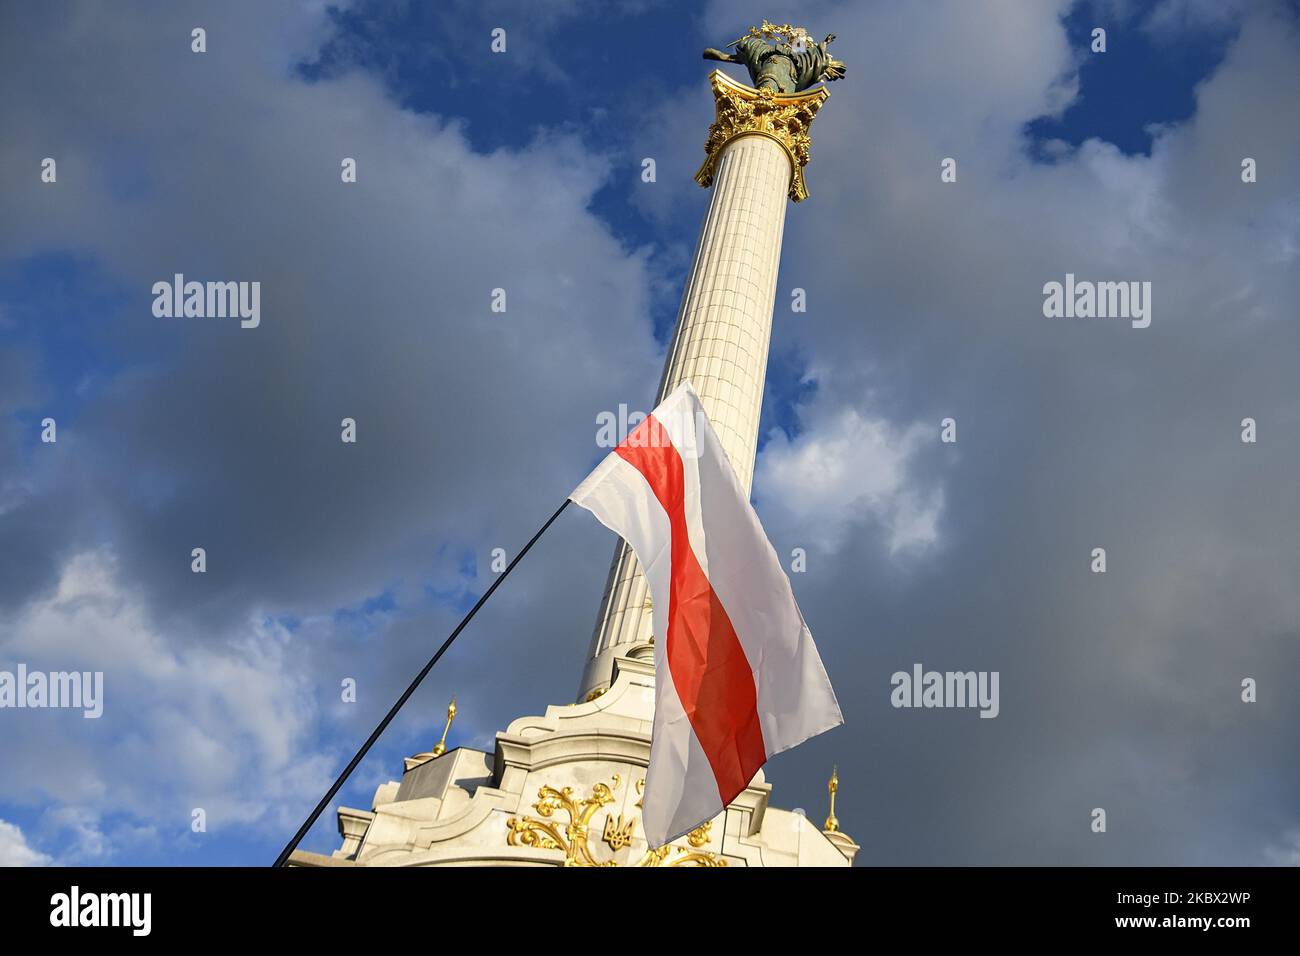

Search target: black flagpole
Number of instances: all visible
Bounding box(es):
[272,497,572,867]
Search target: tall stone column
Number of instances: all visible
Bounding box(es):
[578,70,830,700]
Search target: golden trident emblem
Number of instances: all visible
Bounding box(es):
[602,812,636,852]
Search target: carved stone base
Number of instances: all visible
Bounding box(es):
[289,644,856,867]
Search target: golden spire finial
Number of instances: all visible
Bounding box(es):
[823,765,839,832]
[431,695,457,757]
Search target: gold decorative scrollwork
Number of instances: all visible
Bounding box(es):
[687,820,712,847]
[506,782,618,867]
[506,779,728,867]
[637,822,727,867]
[695,70,829,202]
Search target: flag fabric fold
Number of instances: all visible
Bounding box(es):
[569,382,843,847]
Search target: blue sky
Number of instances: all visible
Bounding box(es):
[1,0,1298,867]
[1027,2,1237,155]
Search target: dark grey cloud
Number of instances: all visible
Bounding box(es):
[0,0,662,856]
[710,0,1300,863]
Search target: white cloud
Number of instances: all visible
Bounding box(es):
[0,819,52,866]
[0,0,671,862]
[1144,0,1254,37]
[756,402,942,555]
[0,550,334,856]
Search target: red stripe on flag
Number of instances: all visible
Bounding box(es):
[616,413,767,806]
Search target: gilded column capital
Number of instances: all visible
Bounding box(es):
[694,69,830,203]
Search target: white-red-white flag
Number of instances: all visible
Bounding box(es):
[570,382,842,847]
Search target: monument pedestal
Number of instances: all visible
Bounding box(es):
[290,643,853,866]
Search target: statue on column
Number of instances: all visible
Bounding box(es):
[704,21,846,94]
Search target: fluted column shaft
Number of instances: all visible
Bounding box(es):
[578,132,792,699]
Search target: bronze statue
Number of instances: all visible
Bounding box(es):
[704,21,845,94]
